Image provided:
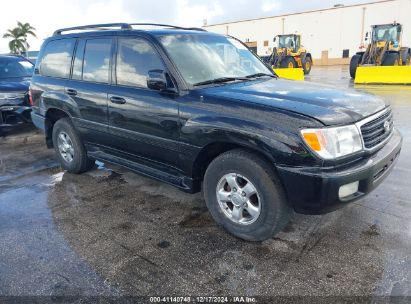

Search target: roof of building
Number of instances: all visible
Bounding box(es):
[204,0,396,27]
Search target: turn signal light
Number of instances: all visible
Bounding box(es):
[302,132,321,151]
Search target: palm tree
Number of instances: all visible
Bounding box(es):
[2,28,25,54]
[3,22,37,55]
[17,22,37,54]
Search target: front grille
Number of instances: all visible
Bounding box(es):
[360,108,393,149]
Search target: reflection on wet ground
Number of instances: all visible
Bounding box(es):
[0,66,410,297]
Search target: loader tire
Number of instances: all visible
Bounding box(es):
[382,53,400,66]
[280,57,297,69]
[350,55,362,78]
[302,57,312,75]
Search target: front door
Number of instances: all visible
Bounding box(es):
[108,37,180,168]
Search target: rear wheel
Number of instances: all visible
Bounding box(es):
[52,118,94,174]
[280,57,297,69]
[350,54,362,78]
[302,56,312,75]
[382,53,400,66]
[203,149,292,241]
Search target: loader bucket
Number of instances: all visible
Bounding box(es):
[354,66,411,85]
[273,68,304,81]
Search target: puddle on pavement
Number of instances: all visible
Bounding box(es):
[0,168,118,296]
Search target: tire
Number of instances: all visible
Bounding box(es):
[203,149,292,241]
[302,56,312,75]
[280,57,297,69]
[52,117,94,174]
[382,53,400,66]
[350,54,362,78]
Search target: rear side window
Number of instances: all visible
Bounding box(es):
[82,39,112,83]
[39,39,75,78]
[116,38,165,88]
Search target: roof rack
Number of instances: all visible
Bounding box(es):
[53,22,206,36]
[128,23,207,32]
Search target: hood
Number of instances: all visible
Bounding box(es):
[199,78,388,126]
[0,77,30,92]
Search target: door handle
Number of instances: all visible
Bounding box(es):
[110,96,127,104]
[65,88,77,96]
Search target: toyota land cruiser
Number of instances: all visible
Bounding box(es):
[30,23,402,241]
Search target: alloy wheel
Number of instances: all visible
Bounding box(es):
[57,131,75,163]
[216,173,261,225]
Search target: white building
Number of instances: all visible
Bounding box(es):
[203,0,411,65]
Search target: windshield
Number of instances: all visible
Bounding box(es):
[372,25,400,42]
[158,34,272,86]
[0,58,34,79]
[278,35,295,49]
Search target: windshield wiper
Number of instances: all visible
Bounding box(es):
[193,77,249,87]
[245,73,277,79]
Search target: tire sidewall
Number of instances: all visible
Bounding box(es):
[382,53,400,66]
[280,57,296,68]
[303,57,312,74]
[204,154,287,241]
[350,55,361,78]
[52,119,86,172]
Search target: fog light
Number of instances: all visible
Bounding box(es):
[339,181,359,199]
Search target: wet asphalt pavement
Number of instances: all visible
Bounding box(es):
[0,66,410,301]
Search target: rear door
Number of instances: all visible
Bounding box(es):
[107,36,180,167]
[66,37,113,145]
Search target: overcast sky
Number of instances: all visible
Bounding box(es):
[1,0,370,53]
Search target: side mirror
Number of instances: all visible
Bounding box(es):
[147,69,168,91]
[273,37,277,42]
[365,32,369,38]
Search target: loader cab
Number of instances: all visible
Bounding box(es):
[371,24,402,46]
[275,34,300,52]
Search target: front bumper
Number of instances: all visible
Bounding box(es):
[276,128,402,214]
[0,105,31,127]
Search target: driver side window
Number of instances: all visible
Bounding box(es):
[116,38,165,88]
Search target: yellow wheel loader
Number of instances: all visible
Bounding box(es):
[350,23,411,84]
[270,34,313,75]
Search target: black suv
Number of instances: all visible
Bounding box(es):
[31,23,402,241]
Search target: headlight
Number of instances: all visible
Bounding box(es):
[301,125,363,159]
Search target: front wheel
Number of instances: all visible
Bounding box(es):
[280,57,297,69]
[203,149,292,241]
[302,57,312,75]
[382,53,400,66]
[350,54,362,78]
[52,118,94,174]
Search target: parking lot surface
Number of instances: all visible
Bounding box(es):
[0,66,410,300]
